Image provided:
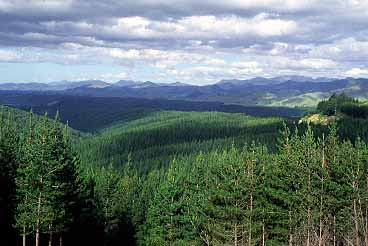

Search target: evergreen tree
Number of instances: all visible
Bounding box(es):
[93,163,122,244]
[195,147,261,245]
[47,116,79,246]
[15,112,79,246]
[145,159,197,246]
[0,108,19,246]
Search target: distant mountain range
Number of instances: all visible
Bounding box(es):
[1,76,367,107]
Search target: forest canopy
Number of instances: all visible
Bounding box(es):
[1,106,368,246]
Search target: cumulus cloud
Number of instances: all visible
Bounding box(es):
[346,68,368,77]
[0,0,367,82]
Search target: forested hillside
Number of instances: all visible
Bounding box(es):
[76,111,284,173]
[2,104,368,246]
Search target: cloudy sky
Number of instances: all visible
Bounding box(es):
[0,0,368,84]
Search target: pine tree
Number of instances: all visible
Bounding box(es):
[0,108,19,246]
[93,163,121,243]
[145,159,197,246]
[186,146,266,245]
[135,169,163,245]
[16,113,54,246]
[15,112,80,246]
[47,116,79,246]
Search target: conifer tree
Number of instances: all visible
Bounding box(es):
[93,163,121,243]
[47,116,79,246]
[0,108,19,246]
[145,159,197,246]
[15,112,79,246]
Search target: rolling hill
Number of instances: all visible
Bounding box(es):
[76,110,285,173]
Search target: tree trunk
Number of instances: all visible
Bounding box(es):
[333,215,336,246]
[365,207,368,246]
[23,226,26,246]
[248,193,253,246]
[289,233,293,246]
[59,233,62,246]
[319,194,323,246]
[234,224,237,246]
[36,190,42,246]
[354,199,361,246]
[262,220,265,246]
[307,207,310,246]
[289,211,293,246]
[35,227,40,246]
[49,224,53,246]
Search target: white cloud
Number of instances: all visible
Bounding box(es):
[39,14,297,42]
[308,38,368,62]
[123,14,297,38]
[346,68,368,77]
[299,58,337,69]
[1,0,368,83]
[0,49,20,62]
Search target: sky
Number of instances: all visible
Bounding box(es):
[0,0,368,85]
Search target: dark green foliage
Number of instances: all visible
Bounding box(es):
[3,103,368,246]
[15,113,79,245]
[144,161,197,246]
[0,108,19,246]
[316,92,368,119]
[317,93,357,116]
[143,125,368,245]
[340,103,368,118]
[76,111,284,173]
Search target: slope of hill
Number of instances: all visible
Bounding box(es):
[76,111,285,173]
[268,92,329,107]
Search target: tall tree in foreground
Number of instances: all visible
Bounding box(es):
[0,109,19,246]
[47,117,79,246]
[15,113,79,246]
[145,159,197,246]
[193,146,264,246]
